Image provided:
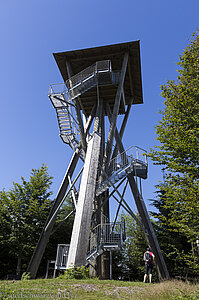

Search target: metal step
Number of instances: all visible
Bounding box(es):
[49,93,81,152]
[86,247,103,264]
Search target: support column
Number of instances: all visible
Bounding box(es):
[111,104,131,159]
[27,150,81,278]
[106,103,170,280]
[67,132,101,268]
[99,53,129,278]
[102,52,128,169]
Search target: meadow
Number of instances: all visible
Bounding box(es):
[0,278,199,299]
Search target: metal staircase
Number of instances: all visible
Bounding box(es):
[48,60,120,151]
[48,86,80,152]
[65,60,120,101]
[52,221,125,273]
[96,146,148,196]
[87,221,125,264]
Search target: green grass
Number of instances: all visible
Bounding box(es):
[0,278,199,299]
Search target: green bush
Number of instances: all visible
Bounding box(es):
[21,272,31,281]
[58,266,90,279]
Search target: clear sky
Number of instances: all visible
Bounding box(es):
[0,0,198,218]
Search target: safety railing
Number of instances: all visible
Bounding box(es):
[48,83,68,96]
[95,146,147,196]
[108,146,147,175]
[65,60,112,90]
[49,61,120,104]
[54,244,70,270]
[88,221,125,255]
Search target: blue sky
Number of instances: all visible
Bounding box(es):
[0,0,198,218]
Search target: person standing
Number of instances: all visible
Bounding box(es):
[143,248,155,283]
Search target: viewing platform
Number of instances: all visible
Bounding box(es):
[65,60,120,101]
[87,221,125,264]
[96,146,148,196]
[53,41,143,116]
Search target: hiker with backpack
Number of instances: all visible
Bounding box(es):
[143,248,155,283]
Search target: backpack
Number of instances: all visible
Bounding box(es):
[144,252,152,263]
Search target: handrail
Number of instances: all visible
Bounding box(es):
[48,83,68,95]
[88,221,125,256]
[108,145,148,173]
[65,60,112,90]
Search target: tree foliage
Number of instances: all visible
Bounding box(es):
[112,213,158,281]
[150,31,199,276]
[151,31,199,176]
[0,165,53,278]
[150,186,195,278]
[0,164,74,279]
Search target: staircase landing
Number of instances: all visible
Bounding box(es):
[96,146,148,196]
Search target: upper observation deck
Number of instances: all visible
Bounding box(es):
[53,40,143,116]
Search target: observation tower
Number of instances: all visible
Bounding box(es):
[27,41,169,280]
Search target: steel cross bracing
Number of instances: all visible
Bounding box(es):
[28,49,170,281]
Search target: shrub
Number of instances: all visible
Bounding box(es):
[58,266,90,279]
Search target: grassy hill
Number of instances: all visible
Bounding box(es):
[0,278,199,299]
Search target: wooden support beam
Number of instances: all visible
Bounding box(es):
[128,57,135,99]
[106,104,170,280]
[102,52,128,171]
[84,103,97,134]
[111,104,131,160]
[93,99,103,134]
[67,117,102,267]
[27,149,81,278]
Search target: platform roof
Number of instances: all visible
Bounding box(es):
[53,40,143,116]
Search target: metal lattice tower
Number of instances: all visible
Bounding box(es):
[27,41,170,280]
